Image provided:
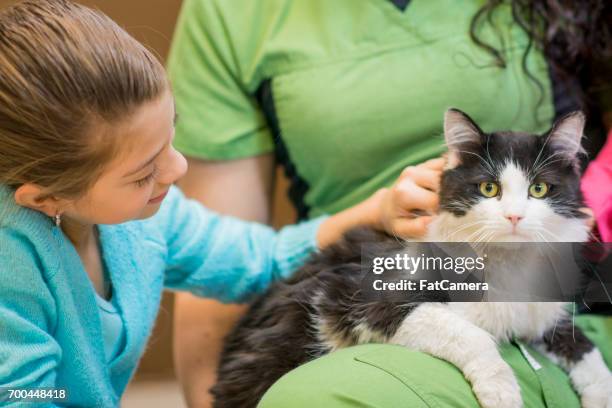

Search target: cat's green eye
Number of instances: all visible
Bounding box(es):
[479,182,499,198]
[529,182,549,198]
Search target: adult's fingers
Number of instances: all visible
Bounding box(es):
[390,216,433,238]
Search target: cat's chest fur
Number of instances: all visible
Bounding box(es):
[423,212,577,344]
[447,302,568,342]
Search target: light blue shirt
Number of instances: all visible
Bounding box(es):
[95,292,125,363]
[0,185,325,407]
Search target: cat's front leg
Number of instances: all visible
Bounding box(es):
[535,321,612,408]
[389,303,523,408]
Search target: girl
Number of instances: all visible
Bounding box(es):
[0,1,425,406]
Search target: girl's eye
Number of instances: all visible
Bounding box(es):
[529,182,549,198]
[479,181,499,198]
[134,166,158,187]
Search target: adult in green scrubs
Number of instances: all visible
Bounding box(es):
[167,0,612,406]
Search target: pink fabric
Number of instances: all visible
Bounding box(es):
[581,130,612,242]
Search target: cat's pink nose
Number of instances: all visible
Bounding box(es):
[506,215,523,226]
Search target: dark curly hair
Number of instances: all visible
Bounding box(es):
[471,0,612,112]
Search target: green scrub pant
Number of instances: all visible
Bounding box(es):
[259,315,611,408]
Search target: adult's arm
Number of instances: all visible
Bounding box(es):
[174,154,276,408]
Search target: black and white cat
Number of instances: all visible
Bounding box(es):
[212,109,612,408]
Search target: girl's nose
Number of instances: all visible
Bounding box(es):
[159,148,187,184]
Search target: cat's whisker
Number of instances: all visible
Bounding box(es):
[535,153,566,168]
[572,302,576,343]
[584,263,612,305]
[538,233,556,253]
[483,230,497,245]
[464,228,487,243]
[587,229,602,244]
[444,220,488,240]
[469,226,490,242]
[388,228,407,246]
[529,152,558,176]
[468,225,495,251]
[529,130,558,178]
[581,298,591,311]
[452,148,496,176]
[470,233,490,252]
[475,229,497,250]
[520,227,555,252]
[467,231,484,248]
[534,227,564,245]
[551,315,560,341]
[485,137,494,171]
[530,156,569,177]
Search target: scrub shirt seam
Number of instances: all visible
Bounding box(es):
[353,357,438,408]
[512,339,560,408]
[261,35,533,81]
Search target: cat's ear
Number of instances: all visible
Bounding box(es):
[547,111,586,159]
[444,108,483,168]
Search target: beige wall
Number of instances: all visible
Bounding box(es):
[0,0,295,380]
[0,0,182,60]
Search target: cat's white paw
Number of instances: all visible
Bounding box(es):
[469,363,523,408]
[580,378,612,408]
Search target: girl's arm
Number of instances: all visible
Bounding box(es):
[160,185,356,302]
[161,157,443,302]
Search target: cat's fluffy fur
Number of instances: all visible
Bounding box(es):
[212,110,612,408]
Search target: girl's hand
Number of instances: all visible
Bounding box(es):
[376,157,445,238]
[316,157,445,247]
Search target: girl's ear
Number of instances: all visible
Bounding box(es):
[14,184,62,217]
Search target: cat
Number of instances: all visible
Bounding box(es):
[211,109,612,408]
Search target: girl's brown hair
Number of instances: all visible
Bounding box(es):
[0,0,168,199]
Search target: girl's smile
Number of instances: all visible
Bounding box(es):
[149,189,170,204]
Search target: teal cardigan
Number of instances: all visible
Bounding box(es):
[0,185,324,407]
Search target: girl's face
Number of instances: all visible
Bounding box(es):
[62,90,187,225]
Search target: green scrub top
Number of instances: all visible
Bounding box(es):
[168,0,555,219]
